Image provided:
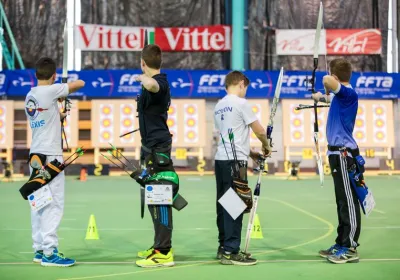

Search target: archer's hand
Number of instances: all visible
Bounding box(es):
[311,91,324,103]
[261,144,272,157]
[60,112,67,121]
[250,149,264,163]
[135,74,143,82]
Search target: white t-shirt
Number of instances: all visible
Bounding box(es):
[25,84,69,155]
[214,94,258,161]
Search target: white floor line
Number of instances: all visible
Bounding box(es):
[2,258,400,265]
[4,226,400,231]
[185,178,202,181]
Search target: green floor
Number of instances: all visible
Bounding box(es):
[0,175,399,280]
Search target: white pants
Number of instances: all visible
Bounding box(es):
[30,155,65,255]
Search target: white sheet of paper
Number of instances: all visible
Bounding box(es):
[28,186,53,212]
[364,190,376,217]
[218,188,247,220]
[145,184,173,205]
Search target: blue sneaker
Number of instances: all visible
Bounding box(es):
[319,244,341,258]
[33,250,43,263]
[328,247,359,264]
[41,248,76,267]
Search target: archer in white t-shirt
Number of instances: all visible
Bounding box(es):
[24,57,84,267]
[214,71,271,266]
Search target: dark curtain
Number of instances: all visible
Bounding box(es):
[80,0,225,69]
[3,0,67,69]
[257,0,389,71]
[3,0,390,71]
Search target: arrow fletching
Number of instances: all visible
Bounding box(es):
[108,143,117,150]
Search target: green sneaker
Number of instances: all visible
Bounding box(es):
[138,247,173,259]
[136,250,174,268]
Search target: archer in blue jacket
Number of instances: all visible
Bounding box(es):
[312,58,361,264]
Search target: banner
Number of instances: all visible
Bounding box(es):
[275,29,327,56]
[75,24,230,52]
[155,25,231,51]
[326,29,382,55]
[1,69,399,99]
[76,24,154,51]
[276,29,382,55]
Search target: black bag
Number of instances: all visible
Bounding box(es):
[232,177,253,213]
[19,159,64,200]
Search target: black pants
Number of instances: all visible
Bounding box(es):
[215,160,247,254]
[329,154,361,248]
[141,143,173,251]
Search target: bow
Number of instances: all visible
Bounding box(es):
[310,2,324,187]
[61,20,71,152]
[267,67,284,147]
[139,29,149,219]
[243,67,283,254]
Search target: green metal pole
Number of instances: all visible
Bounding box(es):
[231,0,245,70]
[0,2,25,69]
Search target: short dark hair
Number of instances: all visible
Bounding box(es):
[329,58,352,82]
[141,44,162,69]
[35,57,56,80]
[225,71,250,89]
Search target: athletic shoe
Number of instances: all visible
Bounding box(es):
[41,248,76,267]
[216,246,224,259]
[220,252,257,266]
[240,251,252,258]
[33,250,43,263]
[136,250,175,268]
[138,247,174,259]
[217,246,252,260]
[327,247,359,264]
[138,247,154,259]
[319,244,341,258]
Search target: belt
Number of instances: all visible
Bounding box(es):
[327,145,360,156]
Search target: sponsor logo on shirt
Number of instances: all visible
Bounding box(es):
[25,96,48,121]
[30,120,46,128]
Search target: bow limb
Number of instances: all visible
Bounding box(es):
[313,2,324,187]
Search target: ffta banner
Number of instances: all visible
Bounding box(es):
[1,70,398,99]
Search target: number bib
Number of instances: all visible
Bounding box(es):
[28,186,53,212]
[145,184,173,205]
